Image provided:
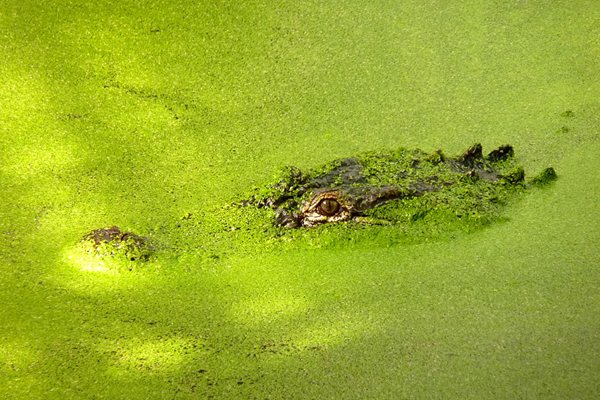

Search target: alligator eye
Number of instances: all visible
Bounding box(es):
[317,198,341,217]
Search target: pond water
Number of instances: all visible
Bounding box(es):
[1,1,599,398]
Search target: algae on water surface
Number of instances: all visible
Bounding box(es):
[1,1,600,399]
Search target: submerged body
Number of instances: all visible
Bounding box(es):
[81,144,556,260]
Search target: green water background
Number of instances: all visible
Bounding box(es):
[1,1,599,398]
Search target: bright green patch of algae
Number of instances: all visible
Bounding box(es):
[1,1,600,399]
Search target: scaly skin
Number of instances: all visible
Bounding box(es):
[244,144,554,228]
[80,144,557,262]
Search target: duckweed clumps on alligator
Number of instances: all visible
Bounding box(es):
[81,144,556,264]
[81,226,152,262]
[240,143,553,230]
[531,167,558,187]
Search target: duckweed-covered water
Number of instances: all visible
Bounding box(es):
[1,1,599,398]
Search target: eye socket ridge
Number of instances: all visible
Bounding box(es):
[316,198,341,217]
